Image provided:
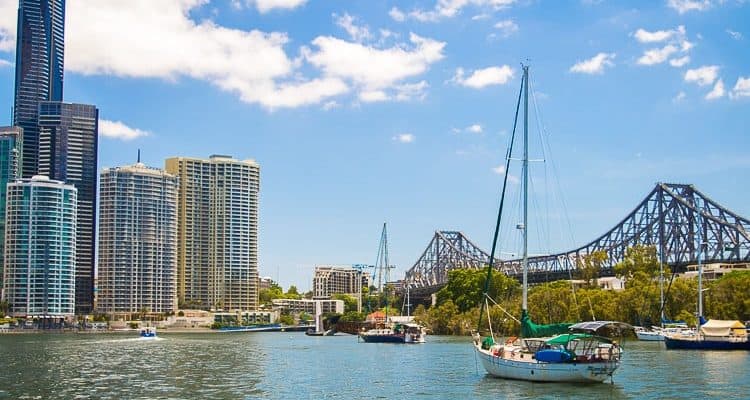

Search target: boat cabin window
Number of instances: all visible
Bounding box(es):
[523,339,547,353]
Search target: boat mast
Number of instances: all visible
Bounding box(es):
[697,208,703,320]
[658,188,665,326]
[522,64,529,312]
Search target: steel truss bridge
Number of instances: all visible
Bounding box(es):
[404,183,750,295]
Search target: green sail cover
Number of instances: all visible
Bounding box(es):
[521,310,572,338]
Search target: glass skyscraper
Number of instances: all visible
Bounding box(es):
[165,155,260,311]
[13,0,65,178]
[37,101,98,314]
[3,175,77,318]
[97,163,179,315]
[0,127,22,300]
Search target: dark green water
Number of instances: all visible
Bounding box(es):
[0,333,748,399]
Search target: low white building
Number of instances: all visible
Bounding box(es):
[681,262,750,281]
[569,276,626,291]
[272,299,344,315]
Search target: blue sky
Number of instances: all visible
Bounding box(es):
[0,0,748,291]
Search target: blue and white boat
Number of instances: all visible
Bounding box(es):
[471,65,630,383]
[663,211,750,350]
[664,319,750,350]
[139,327,157,339]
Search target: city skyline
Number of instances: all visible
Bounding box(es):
[0,1,748,291]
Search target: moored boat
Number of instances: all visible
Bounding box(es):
[663,212,750,350]
[635,326,663,341]
[359,322,426,344]
[664,319,750,350]
[471,65,630,383]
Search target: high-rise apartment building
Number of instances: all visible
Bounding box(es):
[13,0,65,178]
[37,101,98,314]
[0,127,22,298]
[165,155,260,311]
[312,265,371,299]
[3,176,77,318]
[97,163,179,315]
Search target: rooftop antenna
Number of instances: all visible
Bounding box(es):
[137,148,141,163]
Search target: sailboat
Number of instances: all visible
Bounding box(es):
[663,212,750,350]
[471,65,627,383]
[359,223,427,344]
[635,252,691,341]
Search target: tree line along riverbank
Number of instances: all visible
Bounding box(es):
[408,245,750,336]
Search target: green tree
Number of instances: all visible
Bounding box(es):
[706,271,750,320]
[279,313,294,325]
[528,281,576,324]
[259,283,284,305]
[0,300,10,316]
[576,250,607,288]
[285,285,302,300]
[339,311,365,322]
[298,312,312,323]
[436,268,520,313]
[614,245,660,280]
[332,294,358,312]
[425,299,459,334]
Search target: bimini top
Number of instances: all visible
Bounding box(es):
[545,333,600,346]
[569,321,633,335]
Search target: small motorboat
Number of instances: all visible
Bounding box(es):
[139,327,157,339]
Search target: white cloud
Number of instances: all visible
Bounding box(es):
[472,13,491,20]
[0,58,11,67]
[680,40,694,52]
[392,0,517,23]
[59,0,347,110]
[667,0,711,14]
[673,91,687,102]
[633,26,684,43]
[393,133,415,143]
[726,29,743,40]
[305,33,445,100]
[451,65,514,88]
[249,0,308,13]
[359,90,389,103]
[730,77,750,99]
[492,165,520,183]
[394,80,429,101]
[494,20,519,38]
[389,7,406,22]
[334,13,372,43]
[322,101,339,110]
[492,165,507,174]
[99,119,150,141]
[634,25,694,68]
[684,65,719,86]
[467,124,483,133]
[0,1,445,109]
[637,45,678,65]
[0,0,14,51]
[569,52,616,74]
[669,55,690,67]
[705,79,724,100]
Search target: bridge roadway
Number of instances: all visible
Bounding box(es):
[402,183,750,299]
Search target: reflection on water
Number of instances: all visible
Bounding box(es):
[0,334,748,399]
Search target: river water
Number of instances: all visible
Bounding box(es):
[0,332,748,399]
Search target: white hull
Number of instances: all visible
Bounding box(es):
[474,345,618,383]
[636,331,664,341]
[405,332,426,343]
